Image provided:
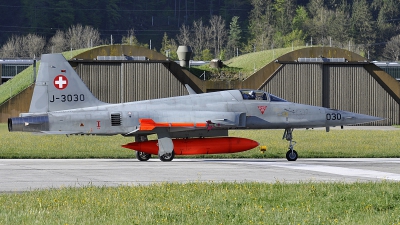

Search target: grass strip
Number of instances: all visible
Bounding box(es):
[1,182,400,224]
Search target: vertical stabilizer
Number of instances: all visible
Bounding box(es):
[29,54,106,113]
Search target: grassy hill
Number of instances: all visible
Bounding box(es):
[189,46,306,81]
[224,46,306,75]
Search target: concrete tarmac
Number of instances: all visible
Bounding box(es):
[1,158,400,192]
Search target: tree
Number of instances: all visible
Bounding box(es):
[350,0,375,53]
[21,0,51,33]
[121,29,149,48]
[121,29,140,46]
[209,15,227,58]
[247,0,274,52]
[52,0,75,29]
[273,0,296,36]
[283,6,309,47]
[326,3,351,48]
[282,29,306,47]
[382,35,400,61]
[104,0,121,30]
[372,0,399,36]
[192,19,210,59]
[66,24,101,50]
[160,33,170,56]
[306,0,330,45]
[160,32,178,60]
[0,35,22,58]
[47,30,67,53]
[292,6,308,31]
[23,34,46,58]
[168,39,178,60]
[201,49,213,61]
[274,3,307,48]
[176,24,191,46]
[227,16,241,58]
[0,34,45,58]
[372,0,400,57]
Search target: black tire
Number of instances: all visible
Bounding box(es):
[286,150,298,161]
[159,150,175,162]
[136,151,151,161]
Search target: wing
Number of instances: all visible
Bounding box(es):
[124,111,247,136]
[138,118,207,131]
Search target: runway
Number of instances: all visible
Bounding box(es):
[1,158,400,192]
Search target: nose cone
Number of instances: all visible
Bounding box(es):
[344,112,384,125]
[355,114,384,124]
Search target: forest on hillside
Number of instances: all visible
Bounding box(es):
[1,0,400,61]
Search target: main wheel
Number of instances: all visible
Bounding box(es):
[286,150,298,161]
[136,151,151,161]
[159,150,175,162]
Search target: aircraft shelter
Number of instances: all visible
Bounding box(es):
[0,45,399,125]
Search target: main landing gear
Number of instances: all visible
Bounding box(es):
[135,150,175,162]
[134,135,175,162]
[135,135,152,162]
[283,128,298,161]
[159,151,175,162]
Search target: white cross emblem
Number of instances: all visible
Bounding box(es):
[54,75,68,90]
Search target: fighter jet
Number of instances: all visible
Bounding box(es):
[8,54,383,161]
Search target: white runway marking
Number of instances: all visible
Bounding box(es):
[267,163,400,181]
[221,159,400,181]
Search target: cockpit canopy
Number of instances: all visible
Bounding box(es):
[240,90,287,102]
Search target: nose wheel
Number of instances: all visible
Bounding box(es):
[283,128,298,161]
[286,149,298,161]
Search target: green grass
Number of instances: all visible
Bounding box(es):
[223,46,306,78]
[1,123,399,159]
[1,182,400,224]
[0,48,92,105]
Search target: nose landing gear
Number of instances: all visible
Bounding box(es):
[283,128,298,161]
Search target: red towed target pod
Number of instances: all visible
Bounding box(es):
[122,137,259,160]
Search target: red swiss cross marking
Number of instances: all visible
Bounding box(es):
[54,75,68,90]
[258,106,267,114]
